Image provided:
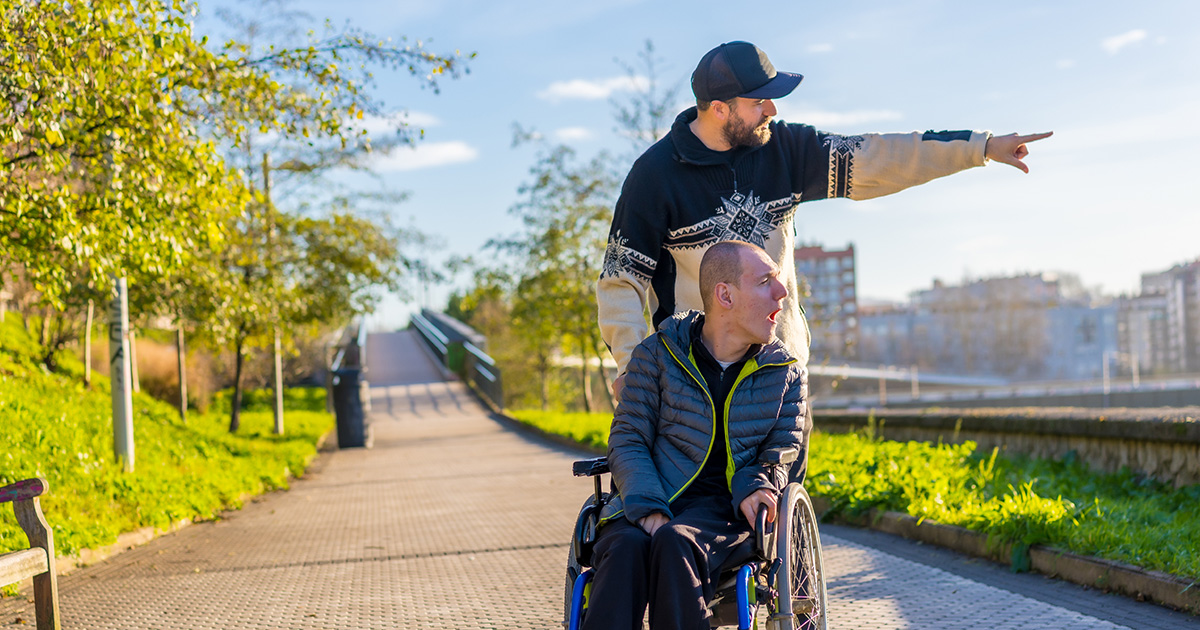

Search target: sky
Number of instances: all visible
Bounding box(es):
[201,0,1200,331]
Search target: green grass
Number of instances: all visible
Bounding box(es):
[510,409,1200,580]
[509,410,611,451]
[0,317,334,566]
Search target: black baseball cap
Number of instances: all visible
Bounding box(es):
[691,41,803,102]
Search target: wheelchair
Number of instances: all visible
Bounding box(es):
[564,447,827,630]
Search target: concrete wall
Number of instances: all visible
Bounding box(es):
[816,407,1200,486]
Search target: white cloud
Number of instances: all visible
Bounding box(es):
[554,127,593,141]
[1101,29,1147,55]
[537,75,650,102]
[399,111,442,128]
[371,141,478,172]
[1056,59,1076,70]
[807,43,834,54]
[352,111,441,138]
[774,103,903,128]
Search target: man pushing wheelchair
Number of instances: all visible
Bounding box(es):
[571,240,809,630]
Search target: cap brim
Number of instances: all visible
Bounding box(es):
[740,71,803,100]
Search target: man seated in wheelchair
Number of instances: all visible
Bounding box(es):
[582,239,808,630]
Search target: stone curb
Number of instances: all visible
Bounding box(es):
[811,496,1200,615]
[481,409,1200,616]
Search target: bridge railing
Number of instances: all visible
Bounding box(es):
[411,311,504,412]
[410,311,449,366]
[462,341,503,412]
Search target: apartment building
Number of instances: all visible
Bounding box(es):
[794,244,857,360]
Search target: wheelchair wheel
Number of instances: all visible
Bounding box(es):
[564,548,577,629]
[771,483,827,630]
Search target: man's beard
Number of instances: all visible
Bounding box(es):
[722,112,772,148]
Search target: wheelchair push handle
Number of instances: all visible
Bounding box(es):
[573,457,609,477]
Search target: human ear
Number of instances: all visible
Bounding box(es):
[716,283,734,308]
[713,100,731,120]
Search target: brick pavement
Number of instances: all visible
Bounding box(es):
[1,329,1195,629]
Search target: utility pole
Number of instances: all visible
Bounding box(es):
[264,152,285,435]
[1102,351,1112,407]
[1132,349,1141,389]
[84,299,93,387]
[878,365,888,406]
[110,277,135,472]
[177,319,188,423]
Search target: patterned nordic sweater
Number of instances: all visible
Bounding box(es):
[597,107,989,374]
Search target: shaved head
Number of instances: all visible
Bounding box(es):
[700,240,763,311]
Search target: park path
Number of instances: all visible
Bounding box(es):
[1,329,1195,629]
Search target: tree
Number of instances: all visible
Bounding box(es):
[489,141,617,411]
[203,1,470,431]
[451,40,675,412]
[215,204,408,431]
[610,39,682,155]
[0,0,250,308]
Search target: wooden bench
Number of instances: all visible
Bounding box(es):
[0,478,60,630]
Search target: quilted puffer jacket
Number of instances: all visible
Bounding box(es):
[601,310,808,525]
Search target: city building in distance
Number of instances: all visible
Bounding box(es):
[856,272,1117,380]
[1118,259,1200,375]
[794,243,858,361]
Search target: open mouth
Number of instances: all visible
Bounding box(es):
[768,309,780,323]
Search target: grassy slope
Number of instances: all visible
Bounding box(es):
[0,318,334,561]
[509,409,1200,579]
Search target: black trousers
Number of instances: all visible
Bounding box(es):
[580,494,755,630]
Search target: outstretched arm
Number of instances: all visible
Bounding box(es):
[985,131,1054,173]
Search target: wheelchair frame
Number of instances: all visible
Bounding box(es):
[564,448,827,630]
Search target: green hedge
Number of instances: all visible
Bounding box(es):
[0,318,333,565]
[509,409,1200,580]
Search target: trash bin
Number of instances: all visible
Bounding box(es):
[332,368,366,448]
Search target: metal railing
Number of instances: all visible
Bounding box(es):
[411,311,503,412]
[410,311,449,364]
[463,341,503,412]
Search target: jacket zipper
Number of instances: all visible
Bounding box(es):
[601,333,795,523]
[660,336,795,499]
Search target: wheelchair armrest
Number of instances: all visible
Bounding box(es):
[759,447,798,466]
[573,457,609,477]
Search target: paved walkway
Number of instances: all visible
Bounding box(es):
[2,330,1196,629]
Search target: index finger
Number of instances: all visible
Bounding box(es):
[1019,131,1053,143]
